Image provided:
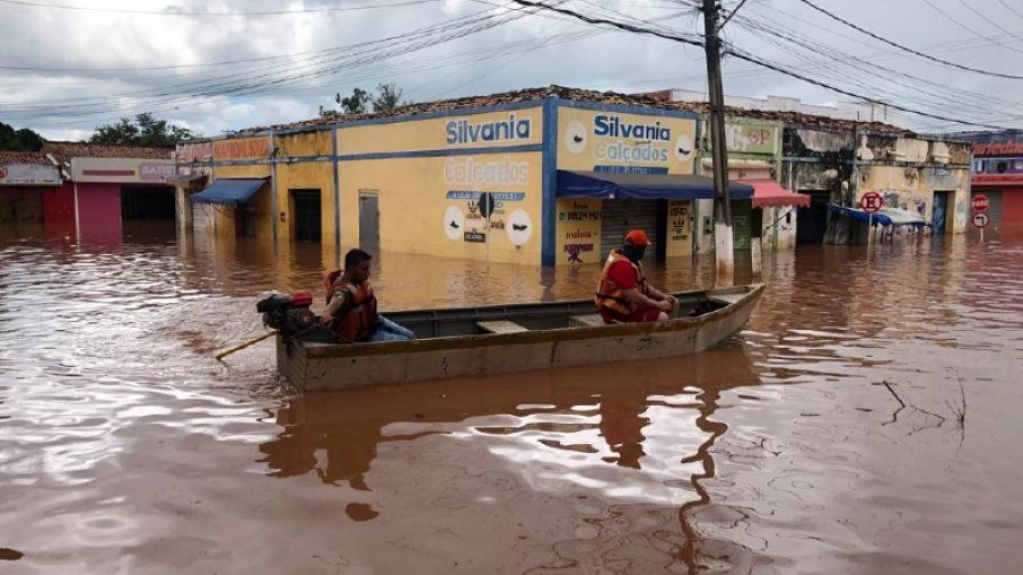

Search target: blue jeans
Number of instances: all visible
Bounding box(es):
[368,315,416,342]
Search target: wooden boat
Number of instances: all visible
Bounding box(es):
[277,283,765,392]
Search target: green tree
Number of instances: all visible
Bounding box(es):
[89,113,195,147]
[0,121,44,151]
[371,82,406,113]
[338,87,370,115]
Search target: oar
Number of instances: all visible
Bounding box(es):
[215,331,277,361]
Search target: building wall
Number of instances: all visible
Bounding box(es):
[75,182,122,242]
[209,136,272,239]
[336,105,545,264]
[554,102,699,265]
[275,130,335,244]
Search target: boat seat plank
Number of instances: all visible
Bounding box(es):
[709,293,743,305]
[569,314,606,328]
[476,320,529,334]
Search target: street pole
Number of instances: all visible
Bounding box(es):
[703,0,734,286]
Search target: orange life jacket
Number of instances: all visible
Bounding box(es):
[327,277,378,343]
[595,250,647,317]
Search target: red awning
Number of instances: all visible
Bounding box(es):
[739,179,811,209]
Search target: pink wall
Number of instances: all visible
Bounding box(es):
[43,182,75,222]
[1004,188,1023,224]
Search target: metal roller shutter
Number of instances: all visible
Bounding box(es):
[600,199,660,261]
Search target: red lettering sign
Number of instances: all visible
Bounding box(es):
[0,166,7,180]
[971,195,990,212]
[972,142,1023,157]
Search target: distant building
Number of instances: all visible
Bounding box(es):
[937,130,1023,229]
[666,89,908,127]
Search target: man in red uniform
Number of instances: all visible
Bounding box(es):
[595,229,678,324]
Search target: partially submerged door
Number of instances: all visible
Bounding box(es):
[358,190,379,252]
[796,190,830,244]
[291,189,322,242]
[932,191,950,234]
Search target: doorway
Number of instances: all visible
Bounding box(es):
[796,191,830,244]
[358,190,379,252]
[291,189,322,242]
[932,191,951,235]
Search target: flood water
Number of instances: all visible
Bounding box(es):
[2,221,1022,574]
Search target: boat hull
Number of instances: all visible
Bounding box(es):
[277,284,764,391]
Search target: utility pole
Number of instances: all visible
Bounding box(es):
[703,0,734,286]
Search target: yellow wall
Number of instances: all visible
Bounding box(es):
[337,107,545,264]
[556,107,697,174]
[555,198,602,266]
[276,130,336,244]
[665,199,693,257]
[339,152,543,264]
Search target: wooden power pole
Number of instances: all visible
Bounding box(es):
[702,0,734,286]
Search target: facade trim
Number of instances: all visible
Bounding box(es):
[332,124,341,254]
[541,100,558,266]
[337,144,544,162]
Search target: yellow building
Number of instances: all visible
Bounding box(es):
[178,87,752,266]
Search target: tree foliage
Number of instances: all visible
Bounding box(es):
[324,83,409,117]
[0,121,45,151]
[371,83,406,113]
[89,113,195,147]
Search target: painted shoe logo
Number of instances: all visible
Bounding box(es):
[565,121,587,154]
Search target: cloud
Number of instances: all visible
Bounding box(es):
[3,0,1023,141]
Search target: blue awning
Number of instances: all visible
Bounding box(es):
[190,178,267,207]
[827,203,931,228]
[557,170,754,201]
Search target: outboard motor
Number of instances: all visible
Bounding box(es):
[256,291,318,339]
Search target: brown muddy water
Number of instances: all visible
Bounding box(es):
[1,221,1022,574]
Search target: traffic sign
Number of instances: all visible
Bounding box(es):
[0,166,7,180]
[972,212,990,228]
[478,192,495,219]
[859,191,883,213]
[971,194,990,212]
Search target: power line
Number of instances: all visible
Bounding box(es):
[509,0,1009,129]
[919,0,1023,55]
[794,0,1023,80]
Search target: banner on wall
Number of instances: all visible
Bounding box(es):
[0,163,61,186]
[557,107,698,175]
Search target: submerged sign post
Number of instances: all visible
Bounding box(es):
[860,191,883,247]
[972,194,990,242]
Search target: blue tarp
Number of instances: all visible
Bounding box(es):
[190,178,267,207]
[828,203,931,228]
[557,170,754,201]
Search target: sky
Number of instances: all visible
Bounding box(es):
[2,0,1022,142]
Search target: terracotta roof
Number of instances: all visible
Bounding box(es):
[42,141,173,163]
[236,84,908,135]
[0,150,52,166]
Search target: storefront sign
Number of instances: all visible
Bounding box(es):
[0,163,62,186]
[972,142,1023,157]
[724,121,779,155]
[213,137,270,161]
[72,158,175,183]
[973,173,1023,185]
[337,107,544,155]
[557,107,697,175]
[464,231,486,243]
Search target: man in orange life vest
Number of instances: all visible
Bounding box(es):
[595,229,679,324]
[321,248,415,342]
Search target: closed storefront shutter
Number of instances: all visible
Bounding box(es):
[600,199,660,261]
[984,191,1004,228]
[1002,188,1023,224]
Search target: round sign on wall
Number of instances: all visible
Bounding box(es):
[506,209,533,246]
[859,191,883,213]
[443,205,464,240]
[971,194,990,212]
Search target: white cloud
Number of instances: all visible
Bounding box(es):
[4,0,1023,141]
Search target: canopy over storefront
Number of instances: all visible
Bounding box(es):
[557,170,754,201]
[828,203,930,228]
[190,178,267,207]
[737,179,810,209]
